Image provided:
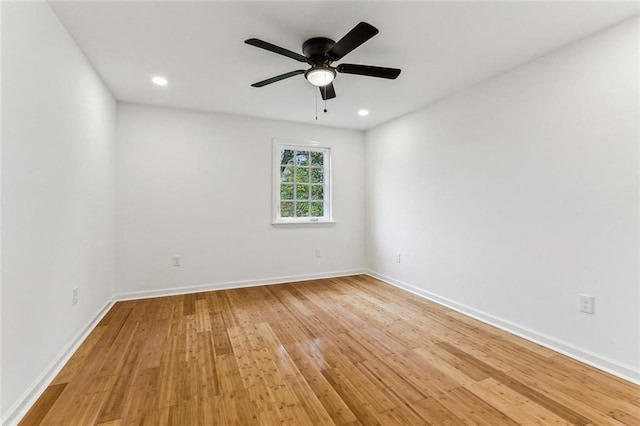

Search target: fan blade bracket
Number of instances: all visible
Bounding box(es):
[245,38,307,62]
[336,63,401,79]
[326,22,379,61]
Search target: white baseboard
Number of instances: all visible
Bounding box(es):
[1,300,115,426]
[365,270,640,386]
[113,269,365,301]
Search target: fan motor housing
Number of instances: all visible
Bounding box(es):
[302,37,335,64]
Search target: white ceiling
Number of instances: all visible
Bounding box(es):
[49,1,639,131]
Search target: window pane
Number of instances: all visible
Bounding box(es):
[280,166,293,183]
[281,149,295,165]
[275,144,330,222]
[296,151,309,166]
[295,202,309,217]
[311,185,323,200]
[296,184,309,200]
[280,184,294,200]
[295,167,309,183]
[281,202,294,217]
[311,151,323,166]
[310,167,324,184]
[311,202,324,217]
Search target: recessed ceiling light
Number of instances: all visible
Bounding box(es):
[151,76,168,86]
[358,109,369,117]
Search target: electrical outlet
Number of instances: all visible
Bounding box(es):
[315,248,322,258]
[579,294,595,314]
[172,255,181,267]
[395,252,401,263]
[72,287,79,305]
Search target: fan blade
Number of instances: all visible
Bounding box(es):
[245,38,307,63]
[336,63,401,79]
[326,22,378,61]
[251,70,305,87]
[320,82,336,100]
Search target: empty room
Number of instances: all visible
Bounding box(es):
[2,1,639,424]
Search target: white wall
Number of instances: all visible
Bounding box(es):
[365,17,639,381]
[1,1,116,421]
[116,103,364,296]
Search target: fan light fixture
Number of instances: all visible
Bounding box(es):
[305,66,336,87]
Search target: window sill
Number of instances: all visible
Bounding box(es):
[272,220,336,227]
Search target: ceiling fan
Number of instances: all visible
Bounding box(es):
[245,22,401,100]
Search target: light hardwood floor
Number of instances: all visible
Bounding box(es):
[20,275,639,425]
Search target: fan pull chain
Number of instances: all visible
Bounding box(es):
[322,86,328,114]
[315,87,329,120]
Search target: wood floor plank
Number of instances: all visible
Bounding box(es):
[96,337,142,423]
[513,361,637,416]
[284,375,335,425]
[465,378,570,424]
[439,387,520,425]
[19,275,640,425]
[381,403,429,425]
[358,357,425,403]
[506,365,629,425]
[321,367,385,424]
[18,383,66,426]
[140,406,170,426]
[438,340,593,425]
[607,408,640,426]
[51,326,107,385]
[547,354,640,401]
[411,396,465,425]
[294,363,358,424]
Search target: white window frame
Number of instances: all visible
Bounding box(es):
[272,139,333,225]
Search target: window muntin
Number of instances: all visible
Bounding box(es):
[274,142,331,224]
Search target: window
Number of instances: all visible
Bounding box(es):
[273,140,332,224]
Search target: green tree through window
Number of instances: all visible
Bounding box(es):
[275,143,331,223]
